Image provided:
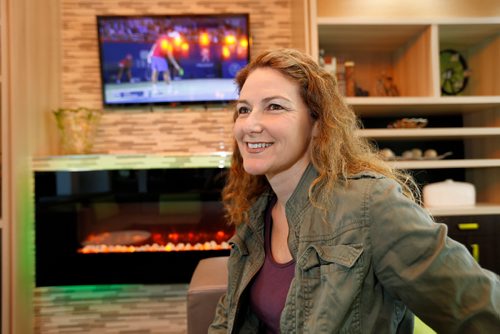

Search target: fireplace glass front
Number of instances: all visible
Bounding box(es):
[35,167,232,286]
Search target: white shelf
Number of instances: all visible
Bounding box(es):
[346,96,500,116]
[427,204,500,217]
[389,159,500,169]
[359,127,500,140]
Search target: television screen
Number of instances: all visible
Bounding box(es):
[97,14,250,107]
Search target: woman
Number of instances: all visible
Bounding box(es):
[209,48,499,333]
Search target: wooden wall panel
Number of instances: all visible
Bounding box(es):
[3,0,62,333]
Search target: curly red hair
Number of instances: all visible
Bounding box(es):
[223,48,419,225]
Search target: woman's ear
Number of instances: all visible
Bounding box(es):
[312,120,320,138]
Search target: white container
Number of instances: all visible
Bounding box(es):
[423,179,476,208]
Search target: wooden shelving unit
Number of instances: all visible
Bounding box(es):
[308,0,500,218]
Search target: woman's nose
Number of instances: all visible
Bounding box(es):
[244,110,264,133]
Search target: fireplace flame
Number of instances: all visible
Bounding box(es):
[78,229,233,254]
[78,241,230,253]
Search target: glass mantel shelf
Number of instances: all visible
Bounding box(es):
[32,152,233,172]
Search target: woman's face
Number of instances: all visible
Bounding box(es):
[234,67,317,181]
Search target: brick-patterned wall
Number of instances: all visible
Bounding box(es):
[34,284,189,334]
[61,0,293,109]
[60,0,293,154]
[91,109,234,154]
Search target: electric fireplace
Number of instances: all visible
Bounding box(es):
[35,167,232,286]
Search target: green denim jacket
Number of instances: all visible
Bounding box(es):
[210,165,500,333]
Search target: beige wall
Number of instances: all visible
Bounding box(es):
[3,0,61,333]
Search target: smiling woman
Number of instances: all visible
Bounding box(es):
[233,67,317,182]
[209,48,500,334]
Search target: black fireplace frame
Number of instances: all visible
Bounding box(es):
[35,167,231,287]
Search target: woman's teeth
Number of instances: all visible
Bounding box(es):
[248,142,272,149]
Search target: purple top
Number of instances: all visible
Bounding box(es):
[249,196,296,334]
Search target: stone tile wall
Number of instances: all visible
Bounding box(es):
[90,109,234,155]
[60,0,293,155]
[34,284,189,334]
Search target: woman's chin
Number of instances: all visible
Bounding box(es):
[243,162,267,176]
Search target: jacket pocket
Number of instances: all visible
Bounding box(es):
[298,243,363,275]
[295,244,364,333]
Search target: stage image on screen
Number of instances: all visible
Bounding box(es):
[97,14,250,106]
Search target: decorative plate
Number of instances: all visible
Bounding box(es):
[440,49,469,95]
[82,230,151,246]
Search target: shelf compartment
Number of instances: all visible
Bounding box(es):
[359,127,500,140]
[439,23,500,96]
[317,23,434,97]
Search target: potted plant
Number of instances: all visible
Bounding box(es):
[53,107,102,155]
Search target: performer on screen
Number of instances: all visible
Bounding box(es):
[116,54,133,83]
[147,32,184,92]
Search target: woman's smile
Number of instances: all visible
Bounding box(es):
[246,142,274,152]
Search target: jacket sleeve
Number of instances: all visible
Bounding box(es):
[208,292,229,333]
[368,178,500,333]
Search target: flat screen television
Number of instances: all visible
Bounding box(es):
[96,14,250,107]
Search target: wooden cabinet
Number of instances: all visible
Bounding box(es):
[436,215,500,274]
[306,0,500,218]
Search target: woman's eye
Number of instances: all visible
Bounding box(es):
[268,103,283,111]
[237,106,250,114]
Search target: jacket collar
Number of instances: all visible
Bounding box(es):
[243,189,272,240]
[285,163,318,222]
[243,164,318,236]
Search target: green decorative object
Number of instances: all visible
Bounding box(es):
[53,107,102,155]
[440,49,470,95]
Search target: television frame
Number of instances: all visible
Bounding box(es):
[96,13,250,109]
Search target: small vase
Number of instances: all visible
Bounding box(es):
[53,108,102,155]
